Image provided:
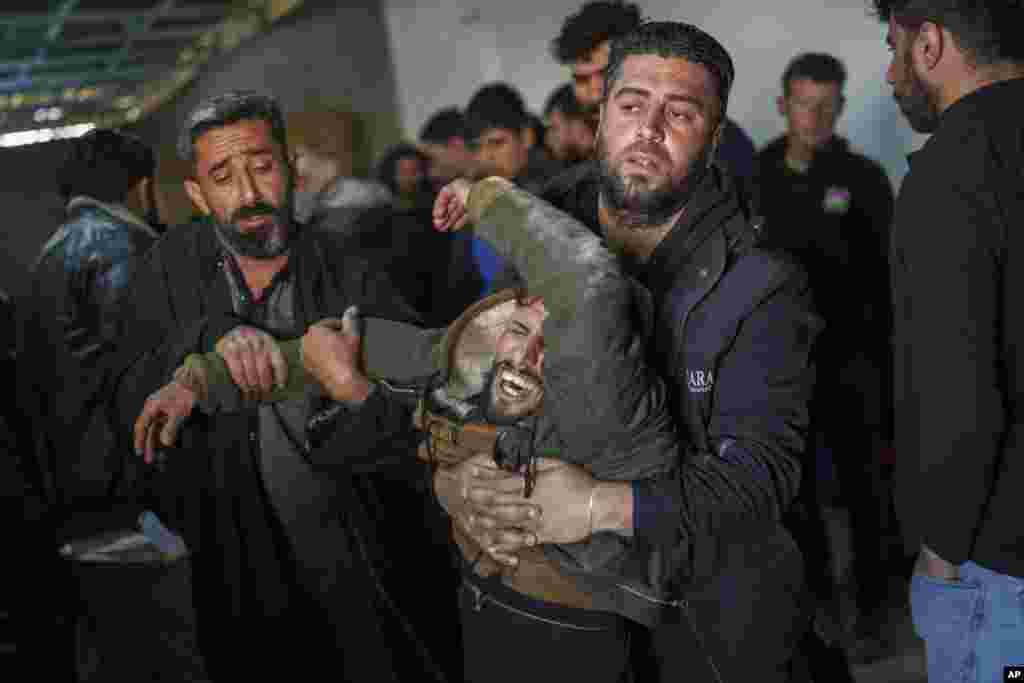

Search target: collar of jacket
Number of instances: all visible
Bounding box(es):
[759,134,852,172]
[642,164,753,301]
[540,161,755,302]
[66,196,159,239]
[185,217,322,329]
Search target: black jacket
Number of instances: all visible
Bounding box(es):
[754,136,894,436]
[891,77,1024,576]
[91,221,430,681]
[18,199,161,517]
[542,163,821,677]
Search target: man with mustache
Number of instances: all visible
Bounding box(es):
[870,2,1024,681]
[97,90,442,682]
[551,1,758,182]
[443,21,823,683]
[167,26,822,673]
[165,170,687,682]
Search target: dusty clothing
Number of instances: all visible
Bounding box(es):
[542,161,820,680]
[304,177,681,624]
[93,221,429,681]
[891,77,1024,576]
[294,174,392,226]
[433,180,686,626]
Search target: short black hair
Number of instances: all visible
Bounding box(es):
[56,129,155,203]
[871,0,1024,66]
[551,1,642,64]
[543,83,589,120]
[604,22,735,115]
[464,83,530,142]
[419,107,466,144]
[178,90,288,164]
[782,53,848,96]
[374,143,427,195]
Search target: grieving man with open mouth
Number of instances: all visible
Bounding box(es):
[155,169,687,682]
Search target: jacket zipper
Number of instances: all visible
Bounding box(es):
[614,582,685,609]
[668,239,729,683]
[463,582,610,631]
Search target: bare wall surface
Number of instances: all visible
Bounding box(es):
[384,0,926,190]
[133,0,404,175]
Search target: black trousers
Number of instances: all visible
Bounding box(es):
[811,367,889,619]
[458,576,630,683]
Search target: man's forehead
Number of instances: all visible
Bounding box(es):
[478,128,518,143]
[194,119,277,162]
[788,78,842,98]
[469,299,519,331]
[614,54,719,99]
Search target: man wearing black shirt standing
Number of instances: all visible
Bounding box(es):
[753,53,895,660]
[871,2,1024,682]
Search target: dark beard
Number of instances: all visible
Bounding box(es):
[480,363,543,426]
[214,196,295,259]
[596,135,710,228]
[895,63,940,134]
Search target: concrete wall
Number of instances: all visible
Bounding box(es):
[132,0,404,175]
[383,0,928,190]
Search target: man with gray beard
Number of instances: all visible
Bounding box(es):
[90,91,436,682]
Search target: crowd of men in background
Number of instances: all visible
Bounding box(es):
[5,1,1022,682]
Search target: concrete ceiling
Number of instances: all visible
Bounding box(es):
[0,0,304,144]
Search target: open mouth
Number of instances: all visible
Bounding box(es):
[624,153,662,172]
[497,367,539,401]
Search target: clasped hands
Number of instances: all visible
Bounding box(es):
[134,307,367,464]
[431,451,603,567]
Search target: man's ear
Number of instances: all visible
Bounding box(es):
[712,120,725,150]
[916,21,945,71]
[706,121,725,169]
[777,95,786,118]
[184,178,211,216]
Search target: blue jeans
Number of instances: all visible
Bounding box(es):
[911,560,1024,683]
